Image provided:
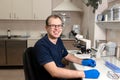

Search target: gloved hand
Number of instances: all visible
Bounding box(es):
[81,59,96,67]
[84,69,100,79]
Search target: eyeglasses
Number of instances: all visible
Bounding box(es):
[48,24,63,29]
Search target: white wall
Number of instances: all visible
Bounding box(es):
[81,0,110,47]
[81,2,95,47]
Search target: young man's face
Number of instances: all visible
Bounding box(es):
[46,17,63,39]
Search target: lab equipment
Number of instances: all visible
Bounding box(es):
[82,59,96,67]
[72,25,80,34]
[105,61,120,73]
[106,42,117,56]
[84,69,100,79]
[71,30,83,40]
[71,30,91,54]
[107,71,119,79]
[116,42,120,59]
[95,43,106,58]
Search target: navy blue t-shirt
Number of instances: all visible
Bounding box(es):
[34,34,68,80]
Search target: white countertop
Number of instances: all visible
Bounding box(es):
[69,50,120,80]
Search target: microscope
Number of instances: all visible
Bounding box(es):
[71,30,92,54]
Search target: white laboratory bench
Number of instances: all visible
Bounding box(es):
[68,50,120,80]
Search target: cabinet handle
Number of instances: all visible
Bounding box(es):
[34,14,36,19]
[9,13,12,18]
[34,14,38,19]
[14,13,16,18]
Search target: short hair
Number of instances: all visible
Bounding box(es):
[45,15,63,26]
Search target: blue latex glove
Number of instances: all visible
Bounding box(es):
[82,59,96,67]
[84,69,100,79]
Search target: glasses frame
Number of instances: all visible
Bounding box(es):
[48,24,63,29]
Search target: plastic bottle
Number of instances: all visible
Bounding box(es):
[116,45,120,59]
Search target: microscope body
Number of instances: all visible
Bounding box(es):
[71,30,91,54]
[75,38,91,54]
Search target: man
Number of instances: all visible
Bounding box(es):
[34,15,100,80]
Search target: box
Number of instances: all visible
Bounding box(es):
[113,7,120,20]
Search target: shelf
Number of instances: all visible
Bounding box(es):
[96,20,120,29]
[96,20,120,23]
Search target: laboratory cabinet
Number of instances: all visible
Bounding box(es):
[0,39,27,66]
[0,0,51,20]
[33,0,51,20]
[0,40,6,65]
[27,39,79,50]
[0,0,32,20]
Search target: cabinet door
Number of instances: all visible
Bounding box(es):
[0,0,12,19]
[12,0,33,19]
[0,40,6,65]
[6,40,27,65]
[33,0,51,20]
